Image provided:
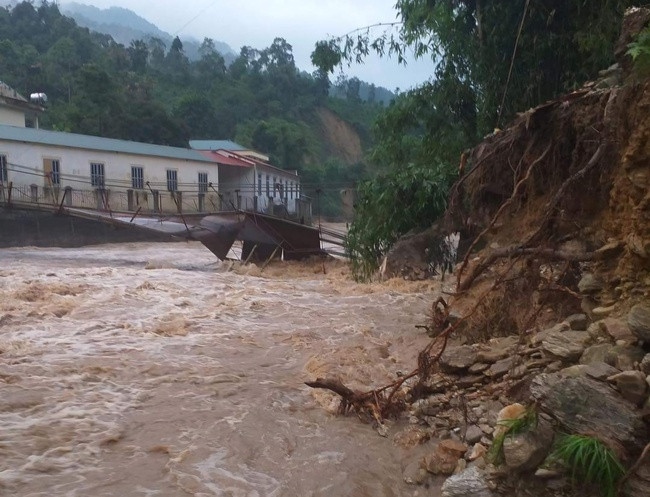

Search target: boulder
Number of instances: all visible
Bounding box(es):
[641,354,650,375]
[440,345,478,373]
[476,335,520,363]
[541,330,591,361]
[580,343,615,365]
[578,273,604,294]
[531,373,648,452]
[607,370,648,406]
[600,317,636,342]
[627,454,650,497]
[465,425,484,445]
[441,467,495,497]
[502,418,554,472]
[531,322,570,345]
[605,344,645,371]
[403,458,429,485]
[485,357,515,378]
[628,304,650,341]
[423,439,468,476]
[468,443,488,461]
[565,313,588,331]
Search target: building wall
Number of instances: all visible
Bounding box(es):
[218,163,301,215]
[0,140,219,214]
[0,108,25,127]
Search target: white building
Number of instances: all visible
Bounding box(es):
[0,82,305,218]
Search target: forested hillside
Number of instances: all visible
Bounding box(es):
[0,1,385,215]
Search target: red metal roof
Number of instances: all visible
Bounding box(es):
[198,150,253,167]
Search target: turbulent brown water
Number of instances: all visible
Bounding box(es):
[0,242,441,497]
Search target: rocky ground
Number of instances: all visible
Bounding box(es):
[375,8,650,497]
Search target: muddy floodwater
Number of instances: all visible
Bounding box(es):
[0,242,442,497]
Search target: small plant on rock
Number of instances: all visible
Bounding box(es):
[550,433,625,497]
[487,406,538,465]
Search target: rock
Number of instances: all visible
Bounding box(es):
[465,425,484,444]
[592,305,616,318]
[454,458,467,475]
[441,466,495,497]
[585,362,621,381]
[468,363,490,374]
[627,233,649,259]
[468,443,488,461]
[479,424,494,435]
[441,345,478,372]
[424,439,469,475]
[581,297,598,318]
[605,344,645,371]
[580,343,615,364]
[578,273,604,294]
[494,403,527,437]
[627,454,650,497]
[541,330,591,361]
[485,357,515,378]
[628,304,650,341]
[502,418,554,472]
[476,336,520,363]
[641,354,650,375]
[601,317,636,342]
[393,426,431,448]
[403,458,429,485]
[565,313,588,331]
[607,370,648,406]
[531,373,648,452]
[595,241,624,260]
[531,322,570,345]
[534,468,563,479]
[457,375,485,388]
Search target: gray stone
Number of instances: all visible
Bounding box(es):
[601,317,636,342]
[441,345,478,372]
[585,362,621,381]
[531,322,570,346]
[607,370,648,406]
[485,357,515,378]
[565,313,588,331]
[441,467,495,497]
[403,458,429,485]
[592,305,616,318]
[580,343,615,364]
[628,304,650,341]
[476,335,520,363]
[541,330,591,361]
[578,273,604,294]
[465,425,484,444]
[530,373,648,452]
[605,344,645,371]
[468,362,490,374]
[502,418,554,472]
[424,439,468,476]
[627,454,650,497]
[641,354,650,375]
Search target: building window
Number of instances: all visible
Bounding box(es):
[131,166,144,189]
[198,172,208,193]
[0,155,8,184]
[258,173,262,196]
[90,162,105,188]
[285,180,288,199]
[50,160,61,186]
[289,182,293,200]
[166,169,178,192]
[265,174,270,196]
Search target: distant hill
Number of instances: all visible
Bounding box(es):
[60,2,236,63]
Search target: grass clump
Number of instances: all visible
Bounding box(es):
[550,434,625,497]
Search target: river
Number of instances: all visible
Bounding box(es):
[0,242,442,497]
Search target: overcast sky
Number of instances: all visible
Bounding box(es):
[66,0,435,91]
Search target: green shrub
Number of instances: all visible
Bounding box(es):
[627,26,650,76]
[487,407,538,465]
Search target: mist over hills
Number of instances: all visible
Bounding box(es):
[60,2,237,63]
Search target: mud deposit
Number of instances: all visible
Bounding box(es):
[0,242,438,496]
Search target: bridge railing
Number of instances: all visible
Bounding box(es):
[0,181,312,224]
